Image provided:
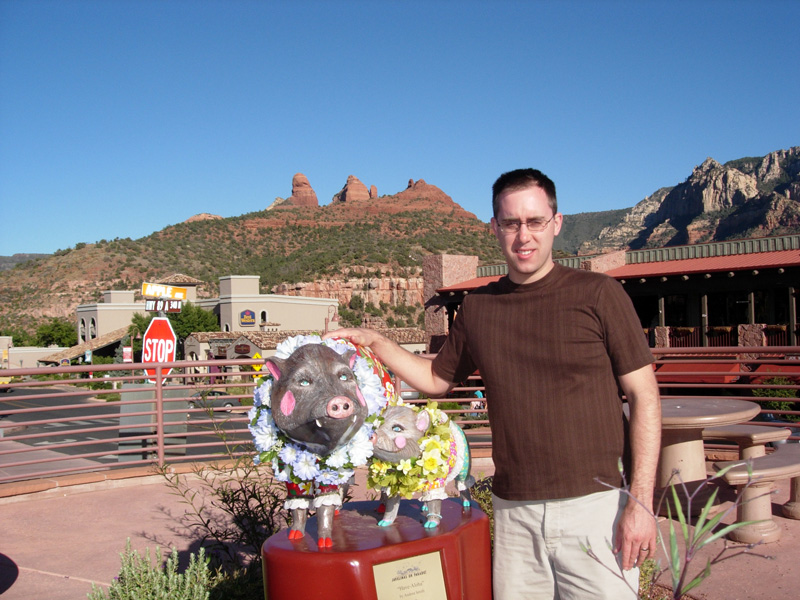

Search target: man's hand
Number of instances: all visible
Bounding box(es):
[615,494,658,570]
[324,327,453,398]
[323,327,385,348]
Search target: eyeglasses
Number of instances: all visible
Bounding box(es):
[496,216,555,234]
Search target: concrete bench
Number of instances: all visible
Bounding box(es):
[713,444,800,543]
[703,423,792,459]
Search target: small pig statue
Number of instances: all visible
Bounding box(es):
[265,343,369,547]
[370,403,475,528]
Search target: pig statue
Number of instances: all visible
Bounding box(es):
[369,402,475,529]
[249,336,394,548]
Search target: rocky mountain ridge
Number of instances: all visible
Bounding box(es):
[575,146,800,254]
[0,176,498,335]
[1,147,798,336]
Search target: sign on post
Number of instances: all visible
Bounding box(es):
[141,282,188,300]
[142,317,177,384]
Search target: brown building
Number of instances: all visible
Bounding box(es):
[427,234,800,349]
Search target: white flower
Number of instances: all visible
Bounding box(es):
[293,450,321,481]
[346,426,375,466]
[249,410,280,453]
[318,469,343,485]
[352,356,389,415]
[276,334,321,358]
[326,446,350,469]
[271,458,291,482]
[322,337,354,356]
[279,444,299,465]
[253,379,273,408]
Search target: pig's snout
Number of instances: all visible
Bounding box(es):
[326,396,356,419]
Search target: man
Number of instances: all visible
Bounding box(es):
[326,168,661,599]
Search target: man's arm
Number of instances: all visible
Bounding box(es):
[322,327,453,398]
[615,363,661,570]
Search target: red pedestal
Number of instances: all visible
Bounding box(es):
[262,499,492,600]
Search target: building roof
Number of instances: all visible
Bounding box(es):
[438,276,501,294]
[437,248,800,294]
[156,273,204,286]
[227,327,428,350]
[184,332,239,342]
[606,248,800,279]
[39,326,130,364]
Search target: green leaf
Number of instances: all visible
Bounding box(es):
[681,558,712,595]
[668,513,682,590]
[696,520,766,550]
[670,485,690,541]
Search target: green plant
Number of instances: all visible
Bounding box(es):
[752,376,799,422]
[158,431,288,571]
[584,462,767,599]
[88,539,210,600]
[470,476,494,545]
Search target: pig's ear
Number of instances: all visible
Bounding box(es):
[415,410,430,432]
[343,350,357,369]
[265,358,284,380]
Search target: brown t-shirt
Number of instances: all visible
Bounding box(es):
[431,263,654,501]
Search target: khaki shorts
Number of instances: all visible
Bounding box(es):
[492,489,639,600]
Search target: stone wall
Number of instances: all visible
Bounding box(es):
[423,254,479,351]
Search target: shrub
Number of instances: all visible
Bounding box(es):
[88,540,210,600]
[752,376,799,422]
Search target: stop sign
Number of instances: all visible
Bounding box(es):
[142,317,177,383]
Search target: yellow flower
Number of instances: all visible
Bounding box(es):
[422,436,443,453]
[399,459,413,475]
[422,446,442,464]
[422,454,441,474]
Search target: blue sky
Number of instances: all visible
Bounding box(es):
[1,0,798,255]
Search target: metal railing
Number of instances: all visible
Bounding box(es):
[1,347,798,487]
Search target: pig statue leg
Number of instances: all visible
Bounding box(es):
[313,489,342,548]
[377,490,389,514]
[288,504,309,540]
[378,495,402,527]
[459,484,473,510]
[423,499,443,528]
[316,504,336,548]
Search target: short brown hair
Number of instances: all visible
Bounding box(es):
[492,168,557,218]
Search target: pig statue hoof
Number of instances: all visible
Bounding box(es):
[424,515,442,529]
[378,519,393,527]
[318,537,333,548]
[288,529,304,540]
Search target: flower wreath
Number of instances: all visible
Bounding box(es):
[248,334,396,488]
[367,401,454,499]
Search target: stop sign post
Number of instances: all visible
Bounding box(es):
[142,317,177,384]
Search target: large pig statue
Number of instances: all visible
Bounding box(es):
[266,344,368,456]
[369,402,475,528]
[249,337,393,548]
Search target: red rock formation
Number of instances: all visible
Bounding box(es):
[273,276,425,308]
[332,175,370,203]
[394,179,456,205]
[369,185,378,199]
[286,173,319,207]
[185,213,223,223]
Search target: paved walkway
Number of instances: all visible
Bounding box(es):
[0,458,798,600]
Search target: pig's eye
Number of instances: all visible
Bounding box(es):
[339,374,348,381]
[392,425,404,433]
[299,379,311,386]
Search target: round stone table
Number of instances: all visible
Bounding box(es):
[658,397,761,489]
